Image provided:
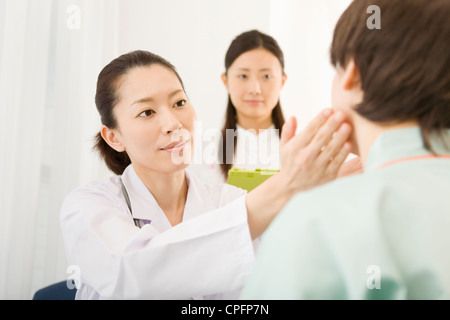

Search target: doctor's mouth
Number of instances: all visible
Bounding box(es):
[161,139,191,153]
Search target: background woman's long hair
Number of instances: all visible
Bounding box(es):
[219,30,286,180]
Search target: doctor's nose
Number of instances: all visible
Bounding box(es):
[161,112,182,135]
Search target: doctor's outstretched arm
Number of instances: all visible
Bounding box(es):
[246,109,352,239]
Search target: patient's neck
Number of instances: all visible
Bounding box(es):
[352,115,419,166]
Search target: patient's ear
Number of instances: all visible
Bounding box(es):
[343,60,362,91]
[101,125,125,152]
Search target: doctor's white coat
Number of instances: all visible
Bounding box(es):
[60,164,255,300]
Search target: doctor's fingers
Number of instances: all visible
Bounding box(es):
[287,110,348,155]
[307,112,350,159]
[280,116,297,146]
[286,108,334,148]
[323,141,352,182]
[287,124,351,190]
[316,122,352,167]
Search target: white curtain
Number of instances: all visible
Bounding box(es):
[0,0,118,299]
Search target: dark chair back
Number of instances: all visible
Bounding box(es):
[32,280,77,300]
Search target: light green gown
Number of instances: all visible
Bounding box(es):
[241,127,450,300]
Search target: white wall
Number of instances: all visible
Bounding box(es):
[114,0,352,132]
[116,0,273,132]
[269,0,353,127]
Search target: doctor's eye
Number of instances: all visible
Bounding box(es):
[238,74,248,79]
[138,109,155,118]
[174,100,186,108]
[263,74,273,80]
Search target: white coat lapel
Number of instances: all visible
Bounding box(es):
[120,165,172,232]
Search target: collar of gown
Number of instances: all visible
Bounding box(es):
[364,126,450,172]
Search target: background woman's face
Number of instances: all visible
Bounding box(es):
[112,65,196,173]
[223,48,286,125]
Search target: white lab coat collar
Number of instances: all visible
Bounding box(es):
[120,164,213,233]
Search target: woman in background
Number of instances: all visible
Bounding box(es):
[219,29,287,180]
[196,29,361,185]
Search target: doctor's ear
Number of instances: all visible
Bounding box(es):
[101,125,126,152]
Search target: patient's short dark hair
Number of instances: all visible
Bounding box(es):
[330,0,450,150]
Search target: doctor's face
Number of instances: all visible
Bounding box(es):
[111,65,196,174]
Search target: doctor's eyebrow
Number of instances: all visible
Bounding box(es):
[130,89,184,107]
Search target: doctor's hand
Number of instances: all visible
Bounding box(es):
[278,109,352,196]
[337,156,363,178]
[245,108,352,239]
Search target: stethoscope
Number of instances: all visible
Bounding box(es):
[121,179,143,228]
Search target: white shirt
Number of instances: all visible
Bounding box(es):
[234,124,280,171]
[190,125,280,185]
[60,164,255,300]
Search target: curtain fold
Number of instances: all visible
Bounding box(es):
[0,0,52,300]
[0,0,118,299]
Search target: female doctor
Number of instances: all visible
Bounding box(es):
[60,50,352,299]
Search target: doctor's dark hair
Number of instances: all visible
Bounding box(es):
[94,50,185,175]
[219,30,286,180]
[330,0,450,151]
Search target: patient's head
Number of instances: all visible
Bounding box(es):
[330,0,450,152]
